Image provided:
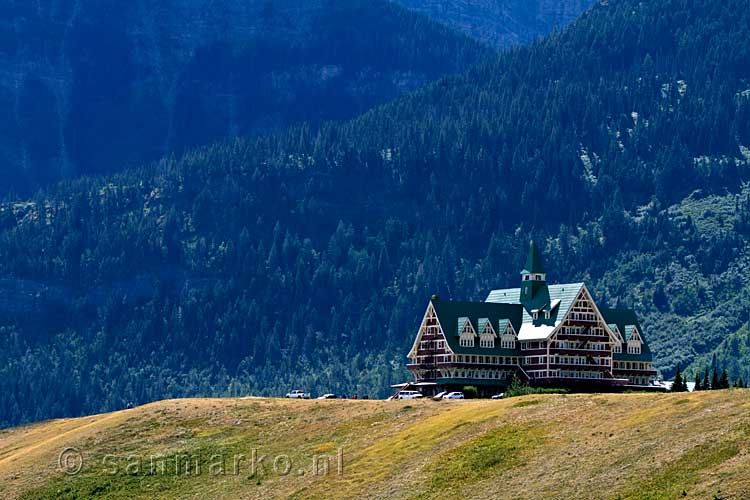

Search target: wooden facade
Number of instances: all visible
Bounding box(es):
[406,242,657,395]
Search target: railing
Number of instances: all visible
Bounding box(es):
[613,367,658,374]
[549,362,610,369]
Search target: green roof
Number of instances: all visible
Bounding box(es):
[497,319,510,336]
[477,318,491,335]
[486,283,585,340]
[522,240,545,274]
[457,316,471,337]
[624,325,637,342]
[431,299,522,355]
[600,307,653,362]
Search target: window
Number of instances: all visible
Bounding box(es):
[480,334,495,348]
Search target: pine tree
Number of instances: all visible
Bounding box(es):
[703,368,710,390]
[672,366,687,392]
[694,372,702,391]
[720,369,730,389]
[711,367,720,390]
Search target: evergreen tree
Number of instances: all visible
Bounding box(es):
[694,372,702,391]
[2,0,750,427]
[672,366,687,392]
[720,369,730,390]
[712,367,720,390]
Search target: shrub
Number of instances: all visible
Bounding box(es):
[463,386,478,399]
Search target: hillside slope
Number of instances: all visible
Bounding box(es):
[2,392,750,499]
[393,0,596,48]
[0,0,488,194]
[1,0,750,428]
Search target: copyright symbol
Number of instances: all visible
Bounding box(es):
[58,447,83,475]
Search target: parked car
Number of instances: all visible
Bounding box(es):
[442,392,465,400]
[491,393,505,400]
[396,390,424,400]
[317,393,337,399]
[286,390,311,399]
[432,391,447,401]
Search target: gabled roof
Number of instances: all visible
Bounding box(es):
[430,299,523,355]
[497,318,510,336]
[486,283,585,341]
[600,307,652,362]
[477,318,491,335]
[624,325,637,342]
[522,240,545,274]
[457,316,472,336]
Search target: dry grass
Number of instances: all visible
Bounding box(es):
[2,392,750,499]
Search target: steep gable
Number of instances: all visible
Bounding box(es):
[486,283,585,341]
[600,307,653,362]
[430,299,523,355]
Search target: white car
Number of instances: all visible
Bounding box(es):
[316,393,337,399]
[286,390,311,399]
[432,391,448,401]
[442,392,465,400]
[491,393,505,400]
[397,390,424,400]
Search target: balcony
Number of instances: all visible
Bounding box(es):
[613,368,658,375]
[549,348,612,357]
[556,333,610,342]
[520,348,548,355]
[549,362,610,370]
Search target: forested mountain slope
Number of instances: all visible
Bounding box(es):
[0,0,487,194]
[1,0,749,427]
[392,0,596,48]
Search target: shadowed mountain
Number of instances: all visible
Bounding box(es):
[1,0,749,428]
[392,0,596,48]
[0,0,488,194]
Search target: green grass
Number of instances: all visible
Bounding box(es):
[7,393,750,500]
[513,399,542,408]
[410,425,545,499]
[612,436,744,500]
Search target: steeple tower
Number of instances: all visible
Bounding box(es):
[521,240,547,300]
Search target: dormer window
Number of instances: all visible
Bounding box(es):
[544,310,550,319]
[458,317,476,348]
[532,311,539,320]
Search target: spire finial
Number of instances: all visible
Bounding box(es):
[523,240,545,274]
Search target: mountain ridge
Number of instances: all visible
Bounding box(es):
[0,0,489,194]
[0,0,749,427]
[392,0,596,47]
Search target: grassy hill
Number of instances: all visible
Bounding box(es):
[2,392,750,499]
